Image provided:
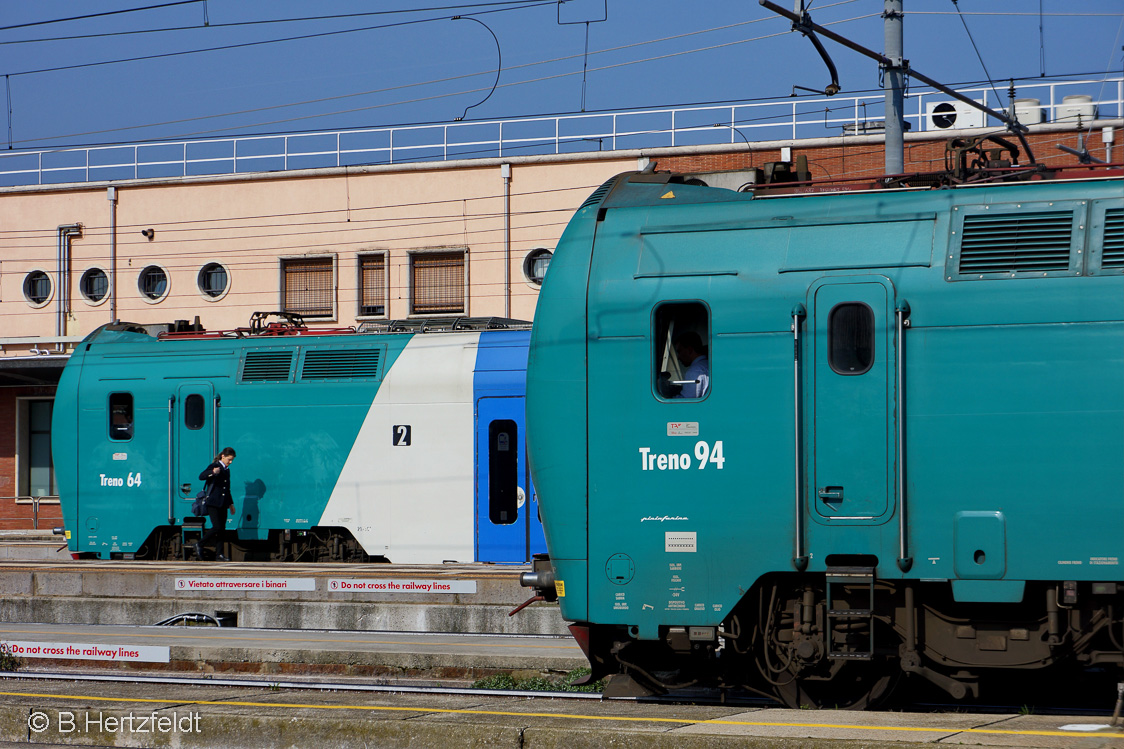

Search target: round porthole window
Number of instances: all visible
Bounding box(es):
[138,265,168,301]
[522,248,553,286]
[23,270,52,306]
[198,262,229,299]
[79,268,109,303]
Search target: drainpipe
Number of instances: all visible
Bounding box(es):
[501,163,511,318]
[56,223,82,350]
[107,187,118,323]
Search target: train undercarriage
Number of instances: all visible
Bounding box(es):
[126,526,386,563]
[573,572,1124,708]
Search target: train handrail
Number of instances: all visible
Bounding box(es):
[896,300,912,572]
[791,303,808,572]
[167,395,176,526]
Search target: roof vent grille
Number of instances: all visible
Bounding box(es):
[958,210,1073,274]
[301,348,381,380]
[579,177,618,211]
[1103,208,1123,269]
[240,350,294,382]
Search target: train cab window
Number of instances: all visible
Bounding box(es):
[488,419,519,525]
[108,393,134,440]
[654,302,710,400]
[184,394,205,430]
[829,303,875,375]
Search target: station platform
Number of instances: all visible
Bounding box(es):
[1,674,1121,748]
[0,530,70,562]
[0,560,566,636]
[0,622,584,682]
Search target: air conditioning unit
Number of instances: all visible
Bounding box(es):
[925,100,986,131]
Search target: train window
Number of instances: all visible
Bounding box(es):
[184,394,205,430]
[654,302,710,399]
[108,393,134,441]
[829,303,875,375]
[488,419,519,525]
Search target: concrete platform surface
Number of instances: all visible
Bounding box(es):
[0,560,566,635]
[0,676,1122,748]
[0,622,585,681]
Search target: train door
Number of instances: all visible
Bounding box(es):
[475,396,544,562]
[810,278,895,523]
[174,384,216,520]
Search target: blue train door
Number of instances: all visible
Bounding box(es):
[174,384,215,521]
[810,278,895,523]
[475,396,544,562]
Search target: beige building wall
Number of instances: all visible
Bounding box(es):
[0,156,637,350]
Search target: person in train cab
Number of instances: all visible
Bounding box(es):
[196,447,237,561]
[673,331,710,398]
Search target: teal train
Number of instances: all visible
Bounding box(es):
[52,316,545,564]
[523,166,1124,706]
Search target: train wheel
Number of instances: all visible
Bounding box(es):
[772,661,898,710]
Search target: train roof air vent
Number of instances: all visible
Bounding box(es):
[240,350,295,382]
[957,209,1074,275]
[578,176,619,211]
[300,348,381,380]
[1103,208,1124,269]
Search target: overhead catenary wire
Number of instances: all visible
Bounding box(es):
[0,1,549,46]
[0,1,202,33]
[4,0,869,149]
[2,1,555,79]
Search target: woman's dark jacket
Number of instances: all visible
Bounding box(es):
[199,462,233,510]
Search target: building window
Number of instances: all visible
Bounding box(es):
[109,393,134,441]
[359,253,387,317]
[282,257,334,317]
[410,250,465,315]
[198,263,228,298]
[79,268,108,303]
[138,265,168,301]
[522,248,552,285]
[27,400,56,497]
[23,271,52,305]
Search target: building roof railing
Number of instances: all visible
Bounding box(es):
[1,77,1120,188]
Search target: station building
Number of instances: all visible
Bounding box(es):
[1,88,1118,530]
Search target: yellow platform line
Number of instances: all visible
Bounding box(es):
[0,690,1120,739]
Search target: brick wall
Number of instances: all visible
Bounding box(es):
[657,129,1102,179]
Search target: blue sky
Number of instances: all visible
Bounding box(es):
[1,0,1121,152]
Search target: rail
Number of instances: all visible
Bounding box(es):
[5,496,59,529]
[1,78,1119,187]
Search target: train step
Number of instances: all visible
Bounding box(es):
[825,566,876,660]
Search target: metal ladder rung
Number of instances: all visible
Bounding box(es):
[825,566,876,659]
[827,608,872,617]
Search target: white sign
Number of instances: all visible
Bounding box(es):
[174,577,316,591]
[327,578,477,594]
[665,531,698,553]
[2,640,170,663]
[666,422,699,437]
